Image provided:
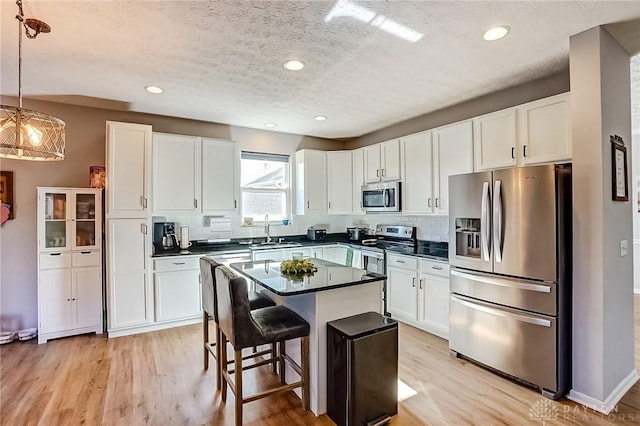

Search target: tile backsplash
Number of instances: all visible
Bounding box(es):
[156,214,449,243]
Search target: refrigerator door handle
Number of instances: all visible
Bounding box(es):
[493,179,503,263]
[451,295,552,327]
[450,269,552,293]
[480,181,491,261]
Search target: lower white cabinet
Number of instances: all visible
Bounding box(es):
[38,251,102,344]
[386,253,450,339]
[153,259,201,322]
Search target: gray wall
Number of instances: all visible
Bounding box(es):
[0,97,343,330]
[346,71,570,148]
[569,27,635,406]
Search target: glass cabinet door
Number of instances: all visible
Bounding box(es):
[73,191,99,250]
[44,191,69,250]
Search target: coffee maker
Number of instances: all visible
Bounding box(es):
[153,222,178,252]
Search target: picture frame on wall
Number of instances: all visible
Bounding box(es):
[611,135,628,202]
[0,171,15,220]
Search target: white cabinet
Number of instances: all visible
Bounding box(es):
[401,131,433,214]
[518,93,571,165]
[364,139,401,183]
[418,260,450,339]
[433,120,474,214]
[473,108,517,171]
[473,93,571,171]
[152,133,201,215]
[107,218,151,330]
[324,245,348,265]
[386,254,450,339]
[202,138,240,215]
[106,121,152,219]
[253,249,284,261]
[352,148,365,214]
[327,151,353,214]
[295,149,327,214]
[387,265,418,320]
[37,187,103,344]
[153,258,201,323]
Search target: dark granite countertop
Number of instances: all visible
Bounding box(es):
[230,258,386,296]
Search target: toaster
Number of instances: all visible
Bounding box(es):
[307,227,327,241]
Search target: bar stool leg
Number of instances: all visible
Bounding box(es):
[215,323,222,391]
[271,343,278,373]
[203,311,209,370]
[301,336,310,411]
[220,332,228,402]
[235,349,243,426]
[279,341,286,384]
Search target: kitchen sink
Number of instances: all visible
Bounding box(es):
[249,242,302,250]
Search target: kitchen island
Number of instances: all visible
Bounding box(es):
[229,258,386,416]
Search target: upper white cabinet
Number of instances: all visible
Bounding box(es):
[327,151,353,215]
[364,139,401,183]
[152,133,202,215]
[433,120,474,214]
[473,109,517,171]
[202,138,240,215]
[518,93,571,165]
[295,149,327,215]
[473,93,571,171]
[106,121,152,219]
[352,148,365,214]
[401,131,433,214]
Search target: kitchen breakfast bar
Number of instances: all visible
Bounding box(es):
[229,258,386,416]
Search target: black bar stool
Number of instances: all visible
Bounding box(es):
[215,265,310,426]
[200,257,275,390]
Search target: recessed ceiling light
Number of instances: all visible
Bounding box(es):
[283,59,305,71]
[264,123,277,128]
[483,25,510,41]
[145,85,164,94]
[314,116,327,121]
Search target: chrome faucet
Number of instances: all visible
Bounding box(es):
[264,214,272,243]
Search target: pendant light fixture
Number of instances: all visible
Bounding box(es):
[0,0,65,161]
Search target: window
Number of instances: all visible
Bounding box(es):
[241,151,290,222]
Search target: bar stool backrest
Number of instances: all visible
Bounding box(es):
[215,265,263,349]
[200,257,223,321]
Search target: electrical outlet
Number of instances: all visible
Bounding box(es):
[620,239,628,257]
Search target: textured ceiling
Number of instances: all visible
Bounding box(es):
[1,1,639,139]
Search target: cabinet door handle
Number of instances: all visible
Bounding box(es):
[523,145,527,157]
[427,198,431,207]
[234,200,237,208]
[173,262,186,265]
[67,298,71,301]
[381,168,385,177]
[412,277,416,288]
[72,298,76,301]
[194,199,198,208]
[50,253,62,256]
[140,196,145,208]
[511,147,515,159]
[141,223,147,234]
[307,201,310,209]
[80,251,91,254]
[376,169,380,177]
[435,198,440,208]
[432,265,443,270]
[396,260,405,264]
[328,201,331,209]
[419,278,424,289]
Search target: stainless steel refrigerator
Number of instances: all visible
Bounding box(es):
[448,163,571,400]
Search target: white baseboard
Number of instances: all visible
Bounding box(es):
[108,317,201,338]
[568,369,640,414]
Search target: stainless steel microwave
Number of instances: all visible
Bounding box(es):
[361,182,401,213]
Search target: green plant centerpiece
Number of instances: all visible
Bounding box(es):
[280,259,317,282]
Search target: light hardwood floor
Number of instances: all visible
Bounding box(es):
[2,298,640,425]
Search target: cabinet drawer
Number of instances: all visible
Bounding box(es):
[387,254,417,270]
[39,252,71,269]
[72,251,102,267]
[419,259,449,278]
[154,257,200,272]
